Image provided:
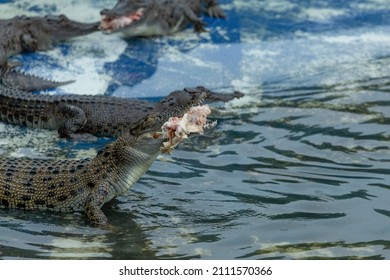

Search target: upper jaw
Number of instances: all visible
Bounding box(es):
[99,8,144,32]
[40,15,100,40]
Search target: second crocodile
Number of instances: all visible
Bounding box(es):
[0,14,99,91]
[0,84,243,140]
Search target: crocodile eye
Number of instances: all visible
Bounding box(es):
[44,15,57,23]
[59,14,68,22]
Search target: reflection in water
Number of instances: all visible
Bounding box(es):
[0,204,157,259]
[237,240,388,260]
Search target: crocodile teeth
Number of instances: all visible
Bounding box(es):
[99,8,144,32]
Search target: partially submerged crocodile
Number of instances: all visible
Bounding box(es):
[0,15,99,91]
[0,84,243,140]
[0,90,205,224]
[100,0,226,37]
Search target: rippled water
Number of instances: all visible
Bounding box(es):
[1,0,390,259]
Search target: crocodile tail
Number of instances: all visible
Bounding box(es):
[1,70,74,92]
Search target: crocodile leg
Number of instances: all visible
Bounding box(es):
[205,0,226,18]
[178,6,207,32]
[56,103,97,141]
[84,183,110,224]
[21,33,39,52]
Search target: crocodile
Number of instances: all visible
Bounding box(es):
[0,84,243,140]
[100,0,226,37]
[0,90,205,224]
[0,15,99,91]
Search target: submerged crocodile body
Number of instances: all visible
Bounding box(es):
[100,0,226,37]
[0,84,243,140]
[0,90,205,224]
[0,15,99,91]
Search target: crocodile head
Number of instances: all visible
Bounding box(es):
[130,88,208,137]
[99,0,166,36]
[17,15,99,50]
[105,88,208,192]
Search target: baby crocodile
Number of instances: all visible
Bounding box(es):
[0,84,243,140]
[0,90,205,224]
[100,0,226,37]
[0,15,99,91]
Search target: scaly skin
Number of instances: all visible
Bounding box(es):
[0,85,243,140]
[0,15,99,91]
[100,0,226,37]
[0,90,205,224]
